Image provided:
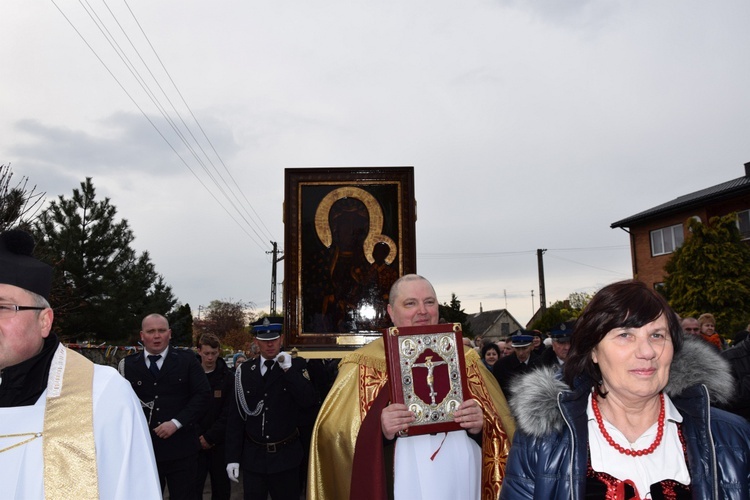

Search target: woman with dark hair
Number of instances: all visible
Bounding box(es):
[481,342,501,370]
[500,280,750,499]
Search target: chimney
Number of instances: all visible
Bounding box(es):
[479,302,483,313]
[745,162,750,177]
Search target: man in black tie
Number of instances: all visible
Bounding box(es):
[121,313,211,499]
[225,323,318,500]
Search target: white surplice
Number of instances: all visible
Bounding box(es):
[394,431,482,500]
[0,361,161,499]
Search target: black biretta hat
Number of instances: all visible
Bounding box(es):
[0,230,53,300]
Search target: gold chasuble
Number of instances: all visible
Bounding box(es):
[43,345,99,499]
[307,339,515,500]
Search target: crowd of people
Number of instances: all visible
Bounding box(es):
[473,322,574,395]
[2,227,750,499]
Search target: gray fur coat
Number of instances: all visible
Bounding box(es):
[508,334,736,436]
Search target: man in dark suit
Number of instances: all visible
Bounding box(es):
[721,333,750,422]
[121,313,211,499]
[226,323,318,500]
[492,332,541,399]
[195,333,234,499]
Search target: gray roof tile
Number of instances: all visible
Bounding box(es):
[611,174,750,228]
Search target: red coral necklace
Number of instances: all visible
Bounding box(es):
[592,392,665,457]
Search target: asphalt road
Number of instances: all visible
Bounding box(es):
[166,473,307,499]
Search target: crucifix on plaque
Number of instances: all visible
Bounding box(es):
[412,355,447,405]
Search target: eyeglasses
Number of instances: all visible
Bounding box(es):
[683,327,700,333]
[0,304,47,318]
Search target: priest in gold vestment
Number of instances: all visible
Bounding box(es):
[308,274,515,500]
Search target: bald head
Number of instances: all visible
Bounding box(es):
[681,317,700,335]
[386,274,439,328]
[142,313,169,330]
[388,274,436,307]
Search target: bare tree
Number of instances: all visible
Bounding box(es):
[0,163,45,231]
[194,299,257,342]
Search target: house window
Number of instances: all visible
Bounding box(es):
[737,210,750,240]
[501,323,509,336]
[650,224,684,256]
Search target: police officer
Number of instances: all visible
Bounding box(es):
[492,331,541,399]
[540,320,575,371]
[225,323,318,500]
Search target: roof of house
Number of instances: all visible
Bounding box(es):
[466,308,522,336]
[611,167,750,229]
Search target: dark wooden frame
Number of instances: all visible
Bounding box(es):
[283,167,416,348]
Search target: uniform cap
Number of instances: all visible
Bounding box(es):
[254,323,282,341]
[510,334,534,348]
[549,320,576,343]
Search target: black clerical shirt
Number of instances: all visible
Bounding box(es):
[0,334,59,407]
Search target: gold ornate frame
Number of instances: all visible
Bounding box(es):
[283,167,416,348]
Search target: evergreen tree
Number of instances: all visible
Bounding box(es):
[439,293,473,337]
[33,177,175,342]
[167,303,194,347]
[663,214,750,337]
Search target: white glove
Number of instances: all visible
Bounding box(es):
[226,463,240,483]
[275,352,292,371]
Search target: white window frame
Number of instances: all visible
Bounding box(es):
[737,209,750,240]
[650,224,684,256]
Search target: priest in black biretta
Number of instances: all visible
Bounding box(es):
[0,229,55,406]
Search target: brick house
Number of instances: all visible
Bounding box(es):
[611,162,750,289]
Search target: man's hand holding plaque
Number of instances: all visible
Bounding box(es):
[453,399,483,435]
[381,403,416,440]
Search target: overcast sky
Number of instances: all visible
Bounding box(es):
[3,0,749,327]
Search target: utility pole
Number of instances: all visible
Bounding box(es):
[537,248,547,314]
[267,241,284,315]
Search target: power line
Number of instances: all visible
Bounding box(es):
[419,245,630,277]
[547,245,630,252]
[545,253,630,277]
[120,0,275,243]
[50,0,275,251]
[420,250,535,259]
[419,244,628,260]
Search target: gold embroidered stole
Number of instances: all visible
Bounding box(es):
[43,346,99,499]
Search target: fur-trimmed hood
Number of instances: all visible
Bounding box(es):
[508,334,736,437]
